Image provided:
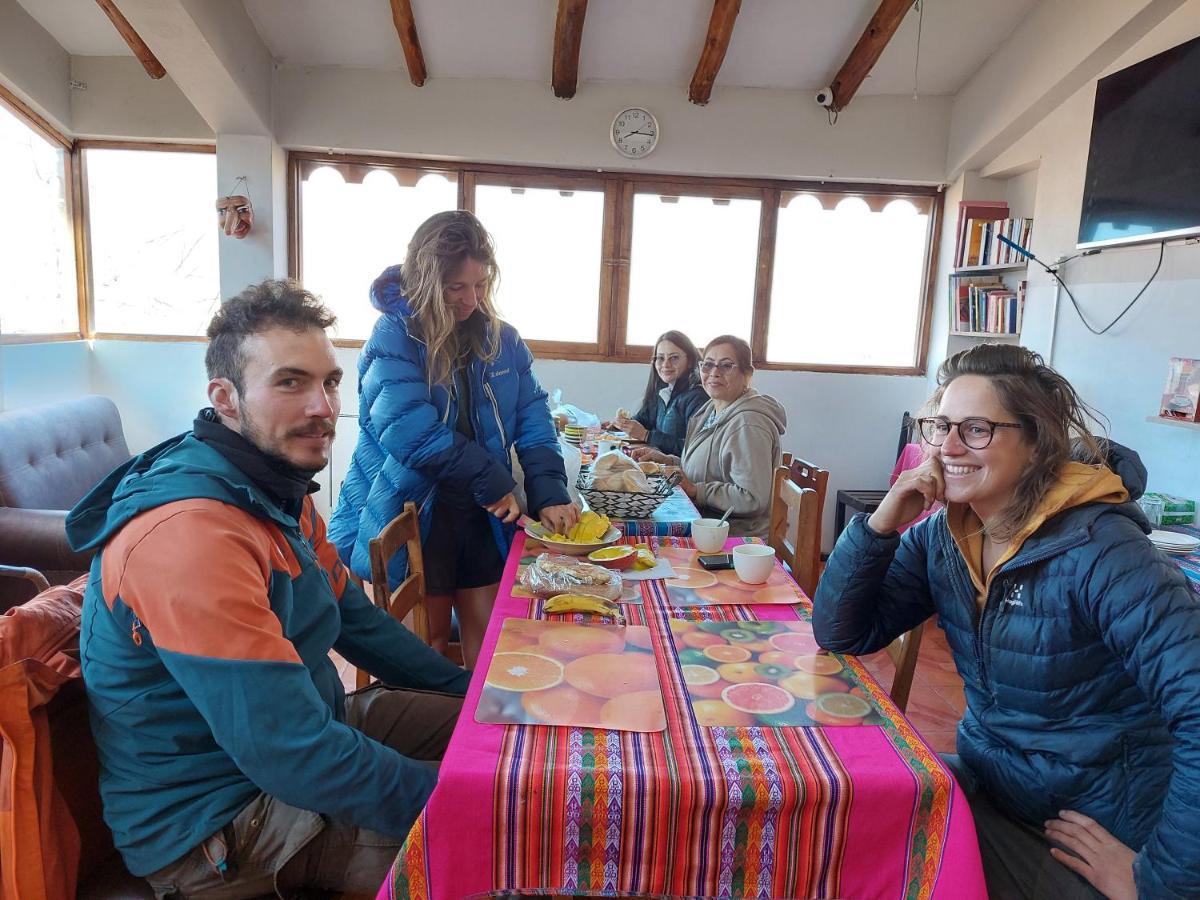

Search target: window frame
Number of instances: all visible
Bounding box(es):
[0,83,85,345]
[285,151,945,375]
[77,139,219,343]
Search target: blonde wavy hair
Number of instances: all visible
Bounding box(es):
[403,210,501,386]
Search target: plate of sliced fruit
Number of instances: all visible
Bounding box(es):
[524,511,622,556]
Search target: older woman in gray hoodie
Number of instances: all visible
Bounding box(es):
[633,335,786,538]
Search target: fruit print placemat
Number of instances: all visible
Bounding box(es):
[654,543,802,606]
[475,620,665,732]
[667,618,887,727]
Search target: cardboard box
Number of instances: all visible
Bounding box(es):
[1159,357,1200,422]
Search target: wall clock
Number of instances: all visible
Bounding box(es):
[611,107,659,159]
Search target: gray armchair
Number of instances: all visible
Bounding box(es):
[0,396,131,608]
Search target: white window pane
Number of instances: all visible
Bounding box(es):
[0,104,77,335]
[475,184,604,344]
[768,195,930,367]
[626,194,759,349]
[301,167,457,341]
[87,149,219,335]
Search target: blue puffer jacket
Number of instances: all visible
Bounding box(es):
[813,446,1200,898]
[329,266,569,587]
[634,379,708,456]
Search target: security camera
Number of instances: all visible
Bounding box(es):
[815,86,834,108]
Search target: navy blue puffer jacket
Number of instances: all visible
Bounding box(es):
[813,446,1200,898]
[329,266,569,587]
[634,380,708,456]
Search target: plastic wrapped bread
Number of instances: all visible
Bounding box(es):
[519,553,623,600]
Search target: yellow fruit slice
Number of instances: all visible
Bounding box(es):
[485,652,564,692]
[703,644,752,663]
[815,692,872,720]
[793,654,843,676]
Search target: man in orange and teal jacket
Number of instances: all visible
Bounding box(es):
[66,280,471,897]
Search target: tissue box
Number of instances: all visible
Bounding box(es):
[1141,492,1196,526]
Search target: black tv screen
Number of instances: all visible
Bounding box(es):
[1078,34,1200,249]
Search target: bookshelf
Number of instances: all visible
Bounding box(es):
[948,200,1032,339]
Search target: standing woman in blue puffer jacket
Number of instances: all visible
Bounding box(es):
[813,343,1200,900]
[330,210,577,667]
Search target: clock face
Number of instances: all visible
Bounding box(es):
[611,108,659,159]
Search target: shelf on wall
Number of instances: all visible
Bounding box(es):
[952,263,1028,274]
[1145,415,1200,431]
[948,331,1021,340]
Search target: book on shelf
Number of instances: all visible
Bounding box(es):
[955,200,1007,268]
[953,199,1035,268]
[952,278,1026,335]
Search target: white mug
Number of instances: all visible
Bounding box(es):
[691,518,729,553]
[733,543,776,584]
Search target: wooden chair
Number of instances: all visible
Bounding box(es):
[780,454,830,585]
[884,623,925,713]
[767,466,820,598]
[358,501,431,688]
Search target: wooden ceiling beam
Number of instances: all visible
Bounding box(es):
[552,0,589,99]
[829,0,914,112]
[389,0,427,87]
[689,0,741,106]
[94,0,166,80]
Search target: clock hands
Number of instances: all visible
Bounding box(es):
[620,129,655,140]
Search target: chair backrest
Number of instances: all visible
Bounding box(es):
[362,502,430,686]
[0,397,131,511]
[883,623,925,713]
[896,411,914,462]
[768,466,820,598]
[779,454,829,589]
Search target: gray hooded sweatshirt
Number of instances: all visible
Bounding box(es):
[665,388,787,538]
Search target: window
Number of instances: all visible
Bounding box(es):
[474,179,606,346]
[84,146,220,336]
[625,189,761,351]
[0,99,78,337]
[289,152,940,373]
[298,161,458,341]
[768,193,934,368]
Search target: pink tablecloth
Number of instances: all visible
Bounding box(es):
[379,537,985,899]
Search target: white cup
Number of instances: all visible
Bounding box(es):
[691,518,730,553]
[733,543,776,584]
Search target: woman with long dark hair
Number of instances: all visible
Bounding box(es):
[611,330,707,455]
[814,342,1200,899]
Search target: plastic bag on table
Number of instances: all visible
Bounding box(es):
[519,552,623,600]
[511,437,583,514]
[549,389,601,429]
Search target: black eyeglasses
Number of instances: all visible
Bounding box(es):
[917,416,1023,449]
[700,361,737,375]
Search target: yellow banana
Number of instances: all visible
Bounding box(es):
[543,593,622,618]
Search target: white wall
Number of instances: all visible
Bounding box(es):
[0,0,71,130]
[275,68,953,185]
[946,1,1200,500]
[69,57,212,141]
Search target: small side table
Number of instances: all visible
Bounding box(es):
[834,489,889,542]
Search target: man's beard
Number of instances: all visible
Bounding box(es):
[240,408,334,474]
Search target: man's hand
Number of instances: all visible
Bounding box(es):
[484,492,521,524]
[667,467,697,499]
[539,503,580,535]
[1045,810,1136,900]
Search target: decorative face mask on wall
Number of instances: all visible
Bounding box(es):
[215,195,253,239]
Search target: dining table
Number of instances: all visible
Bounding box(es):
[376,535,985,899]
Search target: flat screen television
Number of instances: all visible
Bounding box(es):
[1077,34,1200,249]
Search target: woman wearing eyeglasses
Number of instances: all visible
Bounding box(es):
[632,335,786,538]
[814,343,1200,900]
[608,331,707,455]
